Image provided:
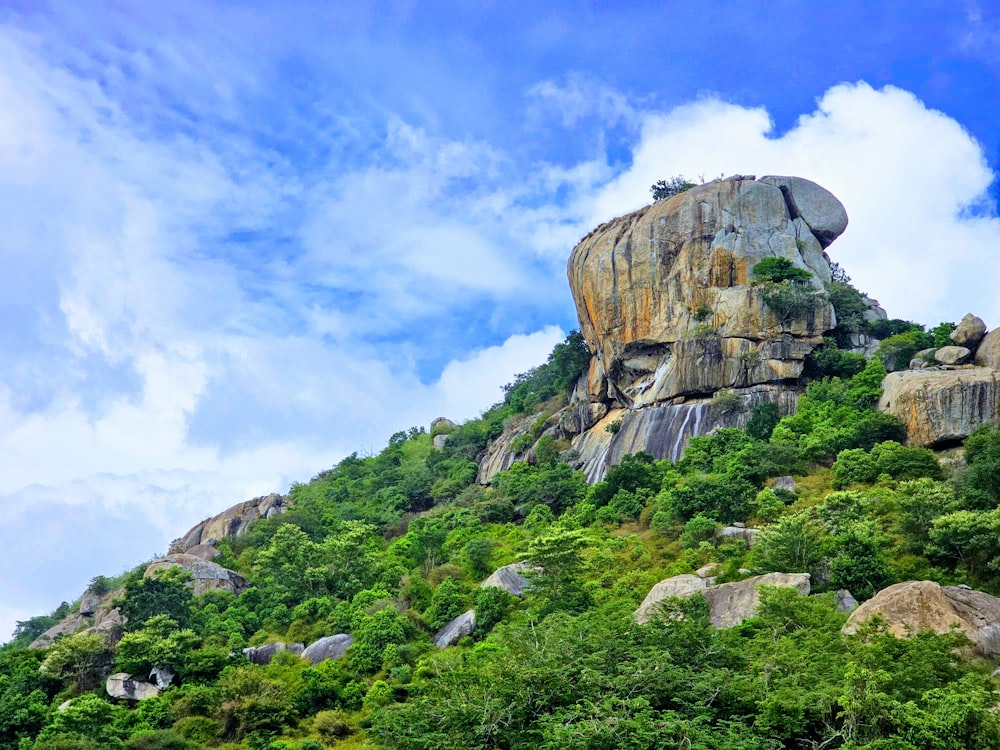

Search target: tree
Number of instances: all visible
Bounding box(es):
[752,513,827,579]
[119,567,194,630]
[40,631,112,691]
[526,529,591,613]
[650,176,696,201]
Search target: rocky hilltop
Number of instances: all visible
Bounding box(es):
[482,175,888,482]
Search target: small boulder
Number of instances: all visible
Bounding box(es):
[243,641,305,666]
[696,563,720,580]
[302,634,353,665]
[835,589,859,613]
[950,314,987,349]
[149,666,175,690]
[78,589,102,617]
[909,348,937,369]
[106,673,160,701]
[717,526,760,548]
[772,476,797,493]
[434,610,476,648]
[844,580,1000,656]
[481,563,533,597]
[976,328,1000,369]
[934,346,972,365]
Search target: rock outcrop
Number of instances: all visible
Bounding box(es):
[145,554,250,597]
[634,571,810,626]
[976,328,1000,369]
[30,590,124,649]
[106,672,160,701]
[844,581,1000,656]
[568,176,842,411]
[481,563,533,596]
[950,314,987,349]
[170,493,288,554]
[302,634,353,665]
[244,641,305,666]
[434,609,476,648]
[879,368,1000,447]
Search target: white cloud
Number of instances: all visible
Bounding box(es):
[583,83,1000,327]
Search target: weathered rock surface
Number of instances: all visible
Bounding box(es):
[570,386,798,483]
[481,563,533,596]
[879,368,1000,447]
[772,476,797,493]
[702,573,811,628]
[477,410,550,484]
[244,641,305,666]
[30,592,124,649]
[717,525,760,549]
[302,634,353,665]
[145,554,249,597]
[106,673,160,701]
[568,176,841,410]
[835,589,859,614]
[635,572,810,626]
[149,667,176,690]
[434,610,476,648]
[975,327,1000,369]
[950,314,987,348]
[844,581,1000,656]
[170,493,288,554]
[933,346,972,365]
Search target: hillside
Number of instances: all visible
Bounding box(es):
[3,176,1000,750]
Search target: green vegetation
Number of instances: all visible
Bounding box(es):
[650,176,696,201]
[3,331,1000,750]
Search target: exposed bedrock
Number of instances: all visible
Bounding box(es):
[568,175,844,408]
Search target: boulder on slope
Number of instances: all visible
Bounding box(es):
[949,313,987,349]
[434,610,476,648]
[481,563,533,596]
[302,634,353,665]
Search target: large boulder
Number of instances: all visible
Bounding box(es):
[975,327,1000,369]
[878,368,1000,447]
[844,581,1000,656]
[950,313,987,349]
[106,673,160,701]
[434,610,476,648]
[933,346,972,365]
[144,554,249,597]
[243,641,305,666]
[635,572,810,627]
[170,493,288,553]
[567,176,841,410]
[302,634,353,665]
[481,563,533,596]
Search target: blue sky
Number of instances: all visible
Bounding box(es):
[1,0,999,639]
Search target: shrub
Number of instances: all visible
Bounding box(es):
[651,176,696,201]
[876,329,933,371]
[752,257,813,284]
[832,448,878,489]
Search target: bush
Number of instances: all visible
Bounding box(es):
[832,449,878,489]
[752,257,813,284]
[651,176,696,201]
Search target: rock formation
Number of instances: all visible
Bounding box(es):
[634,571,810,626]
[170,493,288,554]
[480,562,533,596]
[30,588,124,649]
[145,554,250,597]
[244,641,305,666]
[434,609,476,648]
[302,634,354,665]
[106,672,161,701]
[844,581,1000,657]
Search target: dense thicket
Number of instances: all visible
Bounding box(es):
[3,330,999,750]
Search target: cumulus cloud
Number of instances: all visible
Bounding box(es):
[582,83,1000,326]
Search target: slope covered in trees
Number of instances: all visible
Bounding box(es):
[3,325,1000,749]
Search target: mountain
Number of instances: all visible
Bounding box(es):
[4,176,1000,750]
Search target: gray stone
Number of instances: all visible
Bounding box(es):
[432,434,449,449]
[302,634,353,665]
[772,476,797,493]
[243,641,305,666]
[759,175,849,247]
[170,493,289,554]
[701,573,811,628]
[434,610,476,648]
[57,699,73,713]
[934,346,972,365]
[909,348,937,369]
[480,563,533,596]
[950,314,987,348]
[696,563,720,580]
[149,666,175,690]
[634,574,709,624]
[717,526,760,549]
[106,672,160,701]
[835,589,859,613]
[78,589,102,617]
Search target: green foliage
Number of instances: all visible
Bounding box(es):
[806,339,867,379]
[588,452,663,508]
[957,423,1000,508]
[492,461,586,514]
[926,509,1000,578]
[39,631,112,692]
[118,567,194,630]
[525,529,591,614]
[217,665,295,740]
[499,331,590,415]
[474,587,511,635]
[680,513,717,549]
[424,578,467,630]
[828,521,891,600]
[752,513,828,579]
[752,257,813,284]
[876,328,933,370]
[745,401,780,440]
[930,321,957,348]
[650,176,696,201]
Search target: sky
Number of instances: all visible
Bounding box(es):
[1,0,999,640]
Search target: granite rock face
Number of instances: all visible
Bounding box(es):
[170,493,288,554]
[568,176,841,410]
[106,673,160,701]
[480,563,533,596]
[243,641,305,666]
[950,313,987,349]
[844,581,1000,657]
[975,327,1000,369]
[878,368,1000,447]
